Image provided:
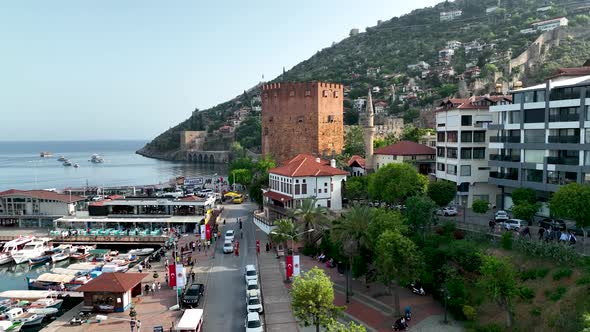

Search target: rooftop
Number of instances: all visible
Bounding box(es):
[374,140,435,156]
[348,155,366,168]
[0,189,85,203]
[76,272,147,293]
[269,154,348,177]
[512,75,590,92]
[437,95,511,111]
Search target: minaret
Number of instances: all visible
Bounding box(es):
[364,90,376,171]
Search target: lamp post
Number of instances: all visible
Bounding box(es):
[440,287,450,324]
[270,229,314,281]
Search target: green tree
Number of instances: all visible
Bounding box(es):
[255,155,276,175]
[344,126,366,156]
[249,177,266,208]
[344,176,368,201]
[230,157,254,173]
[511,188,536,205]
[472,199,489,215]
[400,124,427,142]
[230,142,246,159]
[270,219,298,254]
[403,108,420,124]
[427,180,456,207]
[290,198,330,246]
[511,188,539,225]
[437,84,458,98]
[368,163,427,204]
[291,267,344,332]
[229,169,252,189]
[367,209,407,251]
[478,254,518,327]
[550,183,590,241]
[375,230,423,316]
[404,195,437,236]
[327,320,366,332]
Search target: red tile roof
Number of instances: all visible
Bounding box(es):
[436,95,511,111]
[374,140,436,156]
[0,189,85,203]
[76,273,147,293]
[270,154,348,177]
[263,191,293,202]
[348,155,366,168]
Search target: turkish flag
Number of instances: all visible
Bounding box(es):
[286,255,293,279]
[168,264,177,287]
[205,224,211,241]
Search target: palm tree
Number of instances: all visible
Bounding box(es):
[289,197,329,246]
[269,219,298,254]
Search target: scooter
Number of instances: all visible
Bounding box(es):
[411,283,425,296]
[392,317,408,331]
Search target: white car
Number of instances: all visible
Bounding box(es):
[246,291,263,313]
[225,230,235,242]
[223,241,234,254]
[495,210,509,221]
[245,264,258,284]
[246,280,260,297]
[245,312,263,332]
[503,219,523,231]
[437,207,458,216]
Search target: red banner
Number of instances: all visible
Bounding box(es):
[256,240,260,255]
[168,264,177,287]
[205,224,211,241]
[286,255,293,279]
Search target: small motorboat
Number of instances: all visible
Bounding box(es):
[4,308,44,327]
[101,259,129,273]
[26,307,58,317]
[39,152,53,158]
[0,236,35,265]
[51,252,69,263]
[70,246,95,260]
[0,320,23,331]
[73,163,80,168]
[127,248,154,256]
[29,249,56,266]
[62,160,72,167]
[28,298,63,310]
[89,154,104,163]
[108,250,119,256]
[57,156,67,162]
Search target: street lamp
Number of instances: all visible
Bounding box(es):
[440,287,450,324]
[270,229,314,255]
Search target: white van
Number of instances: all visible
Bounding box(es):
[174,308,203,332]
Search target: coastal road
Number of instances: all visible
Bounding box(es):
[202,202,258,331]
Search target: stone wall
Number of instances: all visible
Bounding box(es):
[180,131,207,150]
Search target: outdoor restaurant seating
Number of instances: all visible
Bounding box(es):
[52,227,165,237]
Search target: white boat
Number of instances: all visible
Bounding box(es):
[62,160,72,167]
[73,163,79,168]
[127,248,154,256]
[39,152,53,158]
[51,245,72,263]
[101,259,128,273]
[4,308,44,327]
[0,320,23,332]
[57,156,67,162]
[89,154,104,163]
[28,298,63,310]
[26,307,58,316]
[0,236,34,265]
[12,238,51,265]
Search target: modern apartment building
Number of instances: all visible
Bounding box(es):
[435,96,511,207]
[488,73,590,212]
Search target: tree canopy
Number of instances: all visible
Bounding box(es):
[344,176,368,201]
[478,254,518,327]
[550,183,590,233]
[472,199,489,215]
[427,181,456,207]
[404,195,437,234]
[368,163,427,204]
[344,126,366,157]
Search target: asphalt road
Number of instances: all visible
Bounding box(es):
[202,202,257,332]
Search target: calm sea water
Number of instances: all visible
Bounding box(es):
[0,140,228,191]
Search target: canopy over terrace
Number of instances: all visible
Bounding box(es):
[54,215,204,233]
[89,196,216,217]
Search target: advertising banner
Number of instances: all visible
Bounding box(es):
[168,264,177,287]
[200,225,206,240]
[176,264,186,288]
[293,255,300,277]
[184,177,203,187]
[286,255,293,279]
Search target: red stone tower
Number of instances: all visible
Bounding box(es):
[261,82,344,164]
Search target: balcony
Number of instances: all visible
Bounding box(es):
[487,124,505,130]
[489,136,520,143]
[489,172,519,180]
[548,136,580,144]
[549,114,580,122]
[489,154,520,162]
[547,157,579,165]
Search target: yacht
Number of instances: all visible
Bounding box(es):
[4,308,44,327]
[12,238,51,265]
[127,248,154,256]
[62,160,72,167]
[73,163,80,168]
[0,236,34,265]
[89,154,104,163]
[57,156,67,162]
[39,152,53,158]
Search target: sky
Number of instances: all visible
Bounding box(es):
[0,0,440,141]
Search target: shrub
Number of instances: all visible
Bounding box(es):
[514,238,580,265]
[453,230,465,240]
[552,268,573,281]
[576,275,590,285]
[530,307,542,316]
[549,286,567,302]
[518,286,535,301]
[301,245,318,257]
[501,231,513,250]
[442,221,457,235]
[474,323,504,332]
[462,305,477,321]
[519,269,538,281]
[446,240,482,272]
[536,268,550,279]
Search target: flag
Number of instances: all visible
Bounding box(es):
[286,255,293,279]
[176,264,186,288]
[293,255,300,277]
[168,264,177,287]
[200,225,206,240]
[205,224,211,241]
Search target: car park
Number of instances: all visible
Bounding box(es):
[245,264,258,284]
[494,210,509,221]
[181,283,204,308]
[245,312,263,332]
[223,240,234,254]
[246,290,263,313]
[225,230,235,242]
[502,219,523,231]
[436,207,458,216]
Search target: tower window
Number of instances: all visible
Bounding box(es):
[323,90,329,97]
[305,90,311,96]
[297,116,304,123]
[289,91,295,97]
[327,115,334,123]
[333,91,339,98]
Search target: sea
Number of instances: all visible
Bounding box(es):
[0,140,228,293]
[0,140,228,191]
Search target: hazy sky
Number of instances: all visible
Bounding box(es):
[0,0,440,141]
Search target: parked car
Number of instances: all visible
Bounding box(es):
[538,218,566,231]
[502,219,523,231]
[245,264,258,284]
[225,230,235,242]
[437,207,458,216]
[494,210,509,221]
[223,240,234,254]
[245,312,263,332]
[246,290,263,313]
[246,280,260,297]
[181,283,204,308]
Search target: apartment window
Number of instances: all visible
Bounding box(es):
[585,151,590,166]
[586,129,590,144]
[447,164,457,175]
[437,132,446,142]
[525,169,543,183]
[473,131,485,143]
[524,109,545,123]
[438,123,446,127]
[536,90,546,102]
[437,147,445,157]
[437,163,445,171]
[586,106,590,121]
[524,129,545,143]
[549,107,580,122]
[460,165,471,176]
[513,93,523,104]
[524,150,544,163]
[447,131,458,143]
[461,131,472,143]
[461,115,472,126]
[295,184,300,195]
[524,91,535,103]
[447,147,457,159]
[302,183,307,194]
[473,148,485,159]
[460,148,472,159]
[550,86,582,100]
[508,111,521,124]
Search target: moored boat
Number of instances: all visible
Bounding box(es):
[73,163,79,168]
[4,308,44,327]
[39,152,53,158]
[57,156,66,162]
[27,298,63,310]
[62,160,72,167]
[12,238,51,265]
[26,307,58,317]
[89,154,104,163]
[69,246,95,260]
[0,236,35,265]
[101,259,129,273]
[0,320,23,331]
[51,245,72,263]
[127,248,154,256]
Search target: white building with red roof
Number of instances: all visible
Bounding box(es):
[347,155,366,177]
[260,154,347,225]
[0,189,85,227]
[373,141,436,175]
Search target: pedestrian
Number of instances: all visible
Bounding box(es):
[488,219,495,233]
[538,227,545,240]
[265,243,269,252]
[198,241,201,252]
[165,273,169,286]
[570,232,577,246]
[157,281,161,292]
[165,257,169,267]
[191,270,196,282]
[138,264,143,273]
[151,282,156,294]
[192,242,196,252]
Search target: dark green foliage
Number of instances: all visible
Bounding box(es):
[518,287,535,301]
[576,275,590,285]
[446,240,482,272]
[472,199,489,215]
[552,268,573,281]
[511,188,537,205]
[549,286,567,302]
[427,181,456,207]
[536,268,549,279]
[500,232,513,250]
[368,163,427,204]
[474,324,504,332]
[514,238,580,265]
[234,116,261,149]
[344,176,368,201]
[519,267,550,281]
[344,126,365,157]
[530,307,541,316]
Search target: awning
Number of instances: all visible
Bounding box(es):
[36,273,74,283]
[223,192,241,197]
[263,191,293,202]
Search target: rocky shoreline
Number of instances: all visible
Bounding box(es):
[136,145,184,161]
